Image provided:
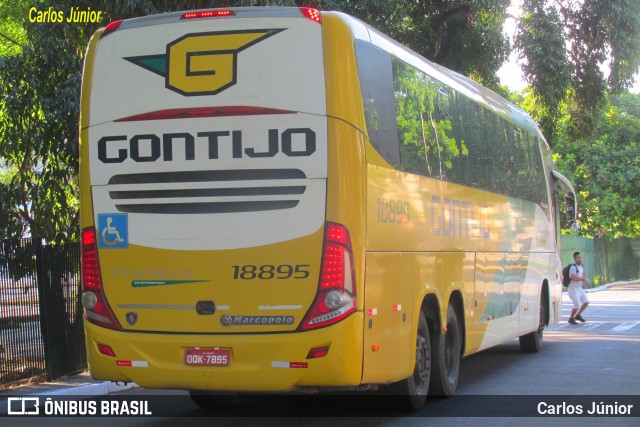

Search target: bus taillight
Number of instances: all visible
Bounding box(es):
[299,223,356,331]
[81,227,122,330]
[181,10,234,19]
[100,20,122,38]
[299,7,321,23]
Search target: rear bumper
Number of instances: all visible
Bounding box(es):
[85,313,364,391]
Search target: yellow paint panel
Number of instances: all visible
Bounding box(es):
[362,253,412,383]
[325,118,367,310]
[322,13,367,134]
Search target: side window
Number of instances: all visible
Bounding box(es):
[356,44,551,214]
[355,40,400,166]
[449,93,489,190]
[391,58,467,179]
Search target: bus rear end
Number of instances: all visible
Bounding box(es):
[79,7,363,391]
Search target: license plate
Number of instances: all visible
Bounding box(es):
[184,348,231,366]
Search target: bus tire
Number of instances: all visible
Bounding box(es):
[388,311,430,411]
[188,391,236,410]
[429,303,461,397]
[519,292,547,353]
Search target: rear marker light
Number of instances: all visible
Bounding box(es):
[307,346,329,359]
[182,10,234,19]
[98,344,116,357]
[101,20,122,38]
[300,7,321,23]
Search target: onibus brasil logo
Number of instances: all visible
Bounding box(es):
[124,29,284,96]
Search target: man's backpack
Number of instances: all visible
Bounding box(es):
[562,264,576,287]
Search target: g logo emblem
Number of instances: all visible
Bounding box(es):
[125,29,284,96]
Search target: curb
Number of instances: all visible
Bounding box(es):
[585,280,639,293]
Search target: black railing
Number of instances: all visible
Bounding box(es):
[0,239,85,386]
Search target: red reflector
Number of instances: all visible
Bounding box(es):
[98,344,116,357]
[101,20,122,38]
[300,7,321,23]
[182,10,234,19]
[115,106,294,122]
[307,346,329,359]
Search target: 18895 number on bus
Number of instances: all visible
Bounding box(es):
[232,264,310,280]
[377,199,410,224]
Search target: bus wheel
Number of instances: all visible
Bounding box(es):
[188,391,236,410]
[519,293,547,353]
[388,311,430,411]
[429,303,461,396]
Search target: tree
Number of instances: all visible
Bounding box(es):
[516,0,640,139]
[515,0,571,139]
[0,0,28,57]
[552,92,640,238]
[331,0,512,90]
[0,5,84,242]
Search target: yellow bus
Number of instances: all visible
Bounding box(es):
[79,7,576,410]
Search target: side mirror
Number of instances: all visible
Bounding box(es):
[565,196,576,221]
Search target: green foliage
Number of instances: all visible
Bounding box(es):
[332,0,511,91]
[516,0,640,139]
[392,60,465,179]
[0,0,30,57]
[515,0,571,139]
[553,93,640,237]
[0,4,84,242]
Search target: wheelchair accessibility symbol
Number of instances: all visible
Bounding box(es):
[97,213,128,249]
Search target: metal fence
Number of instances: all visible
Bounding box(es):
[561,236,640,285]
[0,239,85,386]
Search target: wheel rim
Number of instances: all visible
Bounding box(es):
[413,330,430,392]
[538,302,545,335]
[444,320,458,382]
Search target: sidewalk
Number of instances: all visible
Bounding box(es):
[1,279,637,401]
[584,279,639,292]
[0,373,137,397]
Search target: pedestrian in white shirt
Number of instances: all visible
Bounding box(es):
[568,251,590,324]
